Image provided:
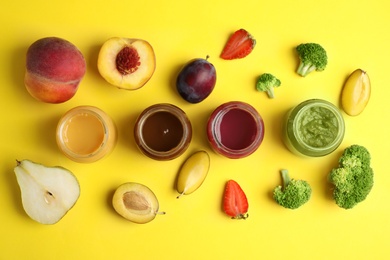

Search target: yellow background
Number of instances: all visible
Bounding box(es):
[1,0,389,259]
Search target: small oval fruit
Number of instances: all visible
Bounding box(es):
[176,151,210,198]
[112,182,164,224]
[341,69,371,116]
[176,57,216,103]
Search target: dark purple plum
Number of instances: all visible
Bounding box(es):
[176,57,216,103]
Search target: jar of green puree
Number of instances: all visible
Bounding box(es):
[283,99,345,157]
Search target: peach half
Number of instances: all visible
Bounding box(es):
[25,37,86,103]
[97,37,156,90]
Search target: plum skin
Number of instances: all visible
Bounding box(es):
[176,58,216,103]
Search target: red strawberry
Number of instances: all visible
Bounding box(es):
[223,180,249,219]
[220,29,256,60]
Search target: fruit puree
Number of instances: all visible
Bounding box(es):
[142,111,183,152]
[219,109,257,150]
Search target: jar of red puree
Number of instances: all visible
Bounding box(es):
[207,101,265,159]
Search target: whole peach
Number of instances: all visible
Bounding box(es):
[24,37,86,103]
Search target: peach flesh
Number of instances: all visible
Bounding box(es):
[97,37,156,90]
[25,37,86,103]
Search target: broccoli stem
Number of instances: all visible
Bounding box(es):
[267,88,275,99]
[297,62,316,77]
[280,169,291,190]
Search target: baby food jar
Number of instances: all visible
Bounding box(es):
[56,106,117,163]
[134,103,192,160]
[207,101,264,159]
[283,99,345,157]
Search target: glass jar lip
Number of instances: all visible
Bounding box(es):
[56,106,113,162]
[207,101,264,159]
[134,103,192,160]
[289,99,345,156]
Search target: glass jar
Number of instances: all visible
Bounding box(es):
[207,101,264,159]
[283,99,345,157]
[56,106,117,163]
[134,103,192,160]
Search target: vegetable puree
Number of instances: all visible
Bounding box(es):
[296,106,338,148]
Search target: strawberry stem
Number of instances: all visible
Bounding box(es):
[232,213,249,220]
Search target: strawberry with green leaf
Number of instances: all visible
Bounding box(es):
[223,180,249,219]
[220,29,256,60]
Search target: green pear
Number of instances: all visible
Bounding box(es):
[14,160,80,224]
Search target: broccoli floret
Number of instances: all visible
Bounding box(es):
[339,144,371,168]
[273,169,312,209]
[328,145,374,209]
[296,43,328,77]
[256,73,281,98]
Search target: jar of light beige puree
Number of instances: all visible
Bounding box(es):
[56,106,117,163]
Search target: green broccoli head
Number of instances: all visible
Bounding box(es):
[328,145,374,209]
[273,169,312,209]
[296,43,328,77]
[339,144,371,168]
[256,73,281,98]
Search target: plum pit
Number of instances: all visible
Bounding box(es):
[123,191,150,211]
